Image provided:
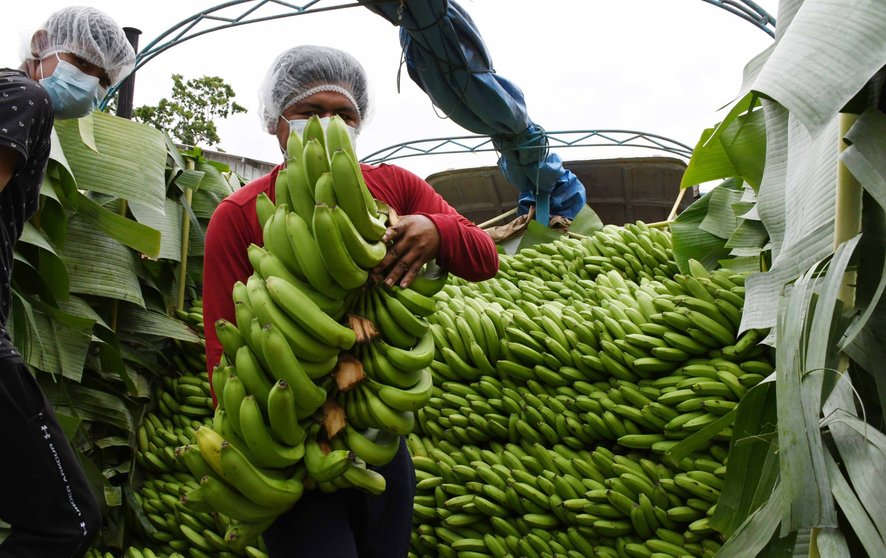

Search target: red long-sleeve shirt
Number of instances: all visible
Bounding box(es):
[202,162,499,395]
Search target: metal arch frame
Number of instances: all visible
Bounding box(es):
[702,0,776,37]
[101,0,776,108]
[99,0,364,108]
[359,130,695,165]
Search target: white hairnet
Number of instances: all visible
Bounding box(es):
[24,6,135,87]
[258,45,372,134]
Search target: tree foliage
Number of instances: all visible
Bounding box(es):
[134,74,247,147]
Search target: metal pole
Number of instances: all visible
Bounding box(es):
[115,27,142,119]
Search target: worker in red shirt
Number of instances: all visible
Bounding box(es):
[202,44,499,557]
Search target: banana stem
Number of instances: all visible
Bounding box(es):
[110,199,129,332]
[835,113,862,308]
[176,158,196,311]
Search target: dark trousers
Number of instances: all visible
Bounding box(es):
[262,437,416,557]
[0,359,101,558]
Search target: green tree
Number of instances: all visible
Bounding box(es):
[134,74,247,147]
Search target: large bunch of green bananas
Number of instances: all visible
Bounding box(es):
[400,224,773,558]
[177,115,443,547]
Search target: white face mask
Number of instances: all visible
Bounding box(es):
[280,116,359,159]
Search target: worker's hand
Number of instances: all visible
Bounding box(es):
[371,215,440,289]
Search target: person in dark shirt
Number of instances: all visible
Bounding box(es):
[0,7,134,557]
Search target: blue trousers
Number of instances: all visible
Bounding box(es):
[0,359,101,558]
[262,437,415,557]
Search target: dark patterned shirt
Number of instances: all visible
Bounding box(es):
[0,68,53,357]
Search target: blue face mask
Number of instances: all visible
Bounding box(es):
[40,56,102,119]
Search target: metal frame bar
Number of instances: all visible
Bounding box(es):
[101,0,776,108]
[359,129,696,165]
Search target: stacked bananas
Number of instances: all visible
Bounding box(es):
[109,302,268,558]
[179,114,440,545]
[400,225,773,558]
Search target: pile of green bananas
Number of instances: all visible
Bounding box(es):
[85,300,269,558]
[402,224,772,558]
[180,115,442,546]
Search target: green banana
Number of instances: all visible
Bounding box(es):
[313,171,337,207]
[409,260,449,297]
[385,284,436,317]
[283,210,347,298]
[267,380,308,446]
[369,367,434,412]
[326,115,378,217]
[283,157,316,232]
[221,372,246,436]
[262,206,303,279]
[342,460,387,496]
[246,273,339,363]
[273,166,292,210]
[342,425,401,467]
[233,345,272,414]
[366,341,426,389]
[198,474,285,523]
[264,275,355,349]
[303,425,354,483]
[360,382,415,436]
[302,137,330,194]
[312,203,369,289]
[375,329,435,371]
[377,286,429,338]
[301,115,326,151]
[331,205,386,269]
[255,192,276,228]
[260,323,327,418]
[238,395,305,468]
[218,439,304,509]
[369,288,418,349]
[255,248,343,316]
[215,319,246,365]
[329,149,386,242]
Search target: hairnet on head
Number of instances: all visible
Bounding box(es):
[25,6,135,86]
[258,45,372,134]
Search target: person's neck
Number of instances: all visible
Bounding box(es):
[19,59,38,81]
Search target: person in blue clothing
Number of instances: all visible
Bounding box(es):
[0,7,134,556]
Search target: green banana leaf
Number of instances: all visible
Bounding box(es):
[38,378,134,432]
[59,215,145,307]
[54,111,167,213]
[568,204,604,237]
[669,184,736,272]
[117,304,201,343]
[128,198,183,262]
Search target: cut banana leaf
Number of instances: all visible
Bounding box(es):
[516,219,565,252]
[54,111,167,213]
[568,204,603,236]
[776,263,836,530]
[750,0,886,135]
[128,198,183,262]
[117,304,201,343]
[822,381,886,543]
[670,184,734,272]
[59,215,145,307]
[715,481,785,558]
[699,185,744,239]
[711,380,779,536]
[825,451,886,556]
[24,307,92,382]
[38,379,134,432]
[74,191,161,259]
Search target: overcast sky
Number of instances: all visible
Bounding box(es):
[5,1,777,179]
